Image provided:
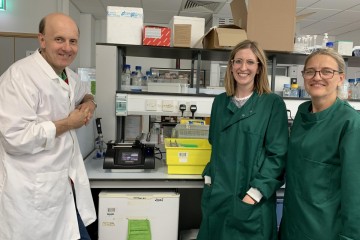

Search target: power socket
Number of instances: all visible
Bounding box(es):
[145,99,157,111]
[162,100,175,112]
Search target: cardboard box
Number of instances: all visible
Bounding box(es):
[230,0,296,52]
[107,6,143,45]
[334,41,354,56]
[169,16,205,48]
[98,190,179,240]
[143,26,171,47]
[202,25,247,49]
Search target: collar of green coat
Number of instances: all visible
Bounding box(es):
[224,92,258,128]
[299,98,341,123]
[227,91,258,114]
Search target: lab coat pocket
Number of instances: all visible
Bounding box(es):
[226,197,262,238]
[296,158,335,204]
[34,169,68,210]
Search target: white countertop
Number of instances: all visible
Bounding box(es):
[84,151,204,188]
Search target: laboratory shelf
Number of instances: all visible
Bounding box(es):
[97,43,360,67]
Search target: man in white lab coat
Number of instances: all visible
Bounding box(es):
[0,13,97,240]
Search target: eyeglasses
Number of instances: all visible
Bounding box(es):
[231,59,259,67]
[302,68,343,80]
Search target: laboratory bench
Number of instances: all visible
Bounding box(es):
[84,151,204,189]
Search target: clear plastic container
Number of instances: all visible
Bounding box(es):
[283,83,291,97]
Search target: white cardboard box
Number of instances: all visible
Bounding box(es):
[98,190,180,240]
[107,6,144,45]
[169,16,205,48]
[334,41,354,56]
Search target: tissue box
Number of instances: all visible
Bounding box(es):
[107,6,143,45]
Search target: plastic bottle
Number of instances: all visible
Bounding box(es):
[145,70,152,83]
[282,83,291,97]
[121,64,131,86]
[354,78,360,100]
[337,80,349,100]
[135,66,144,87]
[348,79,355,99]
[130,71,142,92]
[290,83,299,98]
[322,33,329,48]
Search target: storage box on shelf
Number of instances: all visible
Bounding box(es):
[202,25,247,50]
[143,25,171,47]
[106,7,143,45]
[230,0,296,52]
[164,138,211,175]
[169,16,205,48]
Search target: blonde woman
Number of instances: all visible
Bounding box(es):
[197,40,288,240]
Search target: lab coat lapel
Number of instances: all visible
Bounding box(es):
[223,93,257,129]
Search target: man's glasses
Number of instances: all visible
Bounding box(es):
[302,68,343,80]
[231,59,259,67]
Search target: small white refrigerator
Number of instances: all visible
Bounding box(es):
[98,190,180,240]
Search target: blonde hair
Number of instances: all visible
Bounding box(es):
[303,48,345,73]
[224,40,271,96]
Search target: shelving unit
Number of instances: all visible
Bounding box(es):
[97,43,360,96]
[95,43,360,143]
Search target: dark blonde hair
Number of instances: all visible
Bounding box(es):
[224,40,271,96]
[303,48,345,73]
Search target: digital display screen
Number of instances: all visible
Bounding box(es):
[121,152,139,162]
[114,147,143,166]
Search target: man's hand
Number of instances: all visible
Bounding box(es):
[54,108,89,137]
[77,101,95,125]
[68,108,90,129]
[77,94,96,125]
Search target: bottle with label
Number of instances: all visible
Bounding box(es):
[121,64,131,87]
[130,71,142,92]
[282,83,291,97]
[145,70,152,83]
[135,66,144,87]
[290,83,299,98]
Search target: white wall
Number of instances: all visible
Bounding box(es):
[0,0,58,33]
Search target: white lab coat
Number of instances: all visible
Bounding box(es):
[0,50,96,240]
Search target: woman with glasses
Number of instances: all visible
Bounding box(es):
[279,48,360,240]
[197,40,288,240]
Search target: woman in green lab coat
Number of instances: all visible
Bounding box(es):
[197,40,288,240]
[279,48,360,240]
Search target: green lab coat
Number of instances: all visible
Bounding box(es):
[197,92,288,240]
[280,99,360,240]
